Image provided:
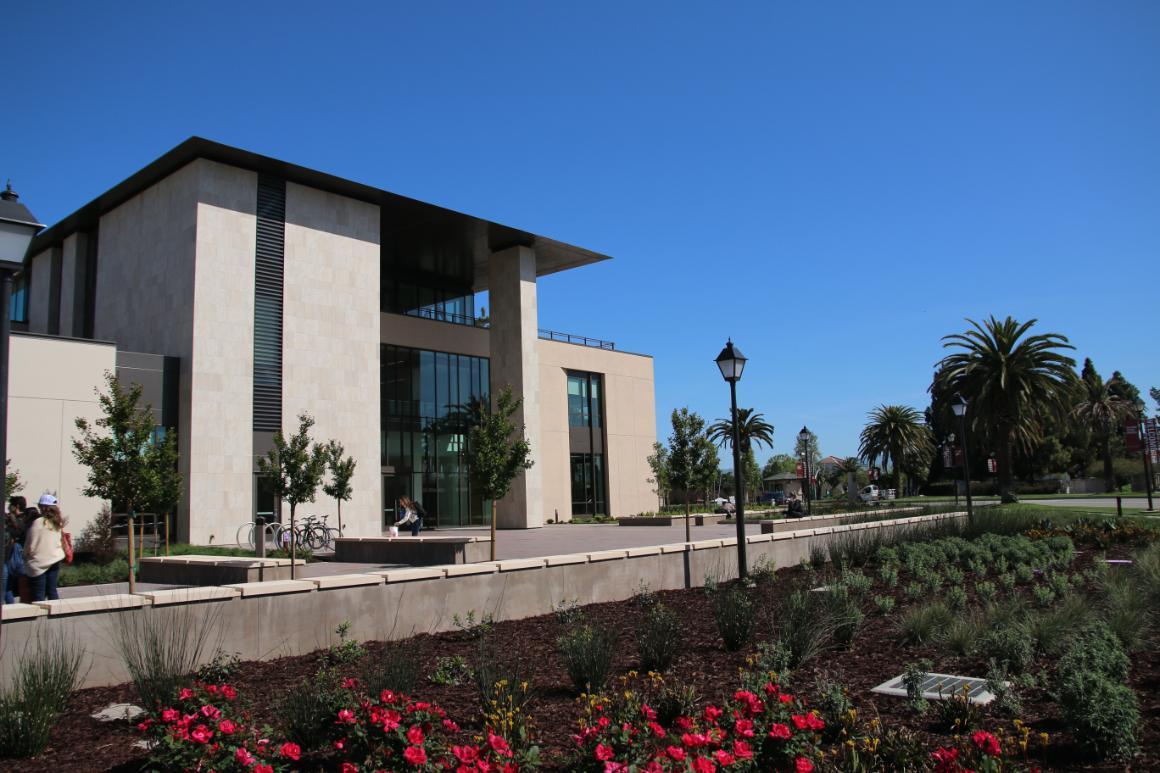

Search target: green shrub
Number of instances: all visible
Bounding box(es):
[985,660,1022,716]
[873,595,896,615]
[904,581,925,602]
[978,625,1034,673]
[328,620,366,664]
[840,569,873,596]
[453,610,496,640]
[637,602,681,672]
[111,603,221,711]
[746,639,794,685]
[776,591,836,668]
[820,585,864,648]
[902,659,931,715]
[750,556,777,585]
[878,563,899,587]
[75,503,119,563]
[558,623,616,692]
[429,655,473,686]
[1047,572,1071,597]
[0,634,86,759]
[814,675,855,742]
[998,572,1016,592]
[1015,565,1035,584]
[709,584,756,652]
[933,682,983,732]
[974,581,998,605]
[1027,594,1093,657]
[943,565,965,584]
[1099,572,1152,652]
[652,680,699,727]
[924,573,943,594]
[196,649,241,683]
[1056,620,1129,682]
[899,602,952,645]
[360,640,417,695]
[279,666,348,751]
[945,585,967,610]
[1057,671,1139,760]
[57,558,129,587]
[994,556,1009,575]
[941,612,983,656]
[966,558,987,577]
[553,598,584,626]
[1031,584,1056,607]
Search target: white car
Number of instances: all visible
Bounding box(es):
[858,485,880,503]
[711,496,735,506]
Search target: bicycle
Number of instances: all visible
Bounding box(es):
[237,519,282,551]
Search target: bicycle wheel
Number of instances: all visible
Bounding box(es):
[236,522,256,550]
[325,527,341,549]
[304,526,327,551]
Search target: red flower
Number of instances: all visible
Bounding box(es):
[778,694,794,704]
[791,714,809,730]
[595,743,615,761]
[189,724,213,744]
[705,705,723,722]
[488,733,512,755]
[443,718,460,733]
[715,750,735,766]
[342,677,359,689]
[667,746,687,761]
[235,747,256,767]
[806,713,824,731]
[161,708,180,723]
[647,721,666,738]
[453,745,480,763]
[732,740,753,761]
[691,756,717,773]
[178,688,194,700]
[932,746,960,772]
[221,685,238,700]
[200,704,221,720]
[604,763,629,773]
[407,725,426,745]
[769,724,792,740]
[341,763,359,773]
[404,745,428,765]
[280,741,302,761]
[253,767,274,773]
[734,719,755,738]
[972,730,1002,757]
[642,703,657,720]
[336,708,357,724]
[205,684,219,695]
[764,682,780,696]
[135,720,151,732]
[795,757,814,773]
[676,716,694,731]
[217,719,237,735]
[732,690,763,716]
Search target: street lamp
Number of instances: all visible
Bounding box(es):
[1,183,44,627]
[950,395,973,523]
[715,339,748,580]
[797,426,813,515]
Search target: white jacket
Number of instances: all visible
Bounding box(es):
[24,516,66,577]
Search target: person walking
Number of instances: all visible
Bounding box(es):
[3,496,27,604]
[24,494,66,602]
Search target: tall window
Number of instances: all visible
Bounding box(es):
[382,277,477,326]
[567,372,602,428]
[381,345,490,527]
[8,274,27,323]
[571,453,606,516]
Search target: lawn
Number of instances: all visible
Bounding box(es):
[5,506,1159,771]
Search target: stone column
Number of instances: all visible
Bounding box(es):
[488,245,543,528]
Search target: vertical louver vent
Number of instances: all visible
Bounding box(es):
[253,175,285,432]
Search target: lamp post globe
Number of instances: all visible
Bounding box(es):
[714,339,749,581]
[0,182,44,640]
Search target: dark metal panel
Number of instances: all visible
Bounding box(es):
[252,175,285,433]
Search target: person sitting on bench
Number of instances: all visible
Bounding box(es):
[786,495,805,518]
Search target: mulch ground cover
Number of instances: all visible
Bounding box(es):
[3,543,1157,772]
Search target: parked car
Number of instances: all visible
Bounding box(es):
[858,485,880,503]
[711,496,735,507]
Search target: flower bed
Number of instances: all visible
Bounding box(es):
[4,510,1158,772]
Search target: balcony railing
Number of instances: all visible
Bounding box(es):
[405,307,490,328]
[538,328,615,350]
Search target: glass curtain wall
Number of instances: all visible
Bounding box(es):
[567,371,607,516]
[381,278,477,326]
[381,345,490,527]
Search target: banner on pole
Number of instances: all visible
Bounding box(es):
[1126,419,1142,454]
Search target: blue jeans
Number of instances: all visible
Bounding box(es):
[1,561,11,604]
[411,518,422,537]
[28,562,61,602]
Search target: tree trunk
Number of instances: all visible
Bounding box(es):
[847,472,857,504]
[997,431,1017,503]
[490,499,497,561]
[289,504,296,580]
[685,496,691,543]
[1102,433,1115,493]
[336,498,343,536]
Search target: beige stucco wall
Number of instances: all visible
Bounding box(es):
[537,341,657,521]
[186,161,259,545]
[380,312,489,358]
[282,183,382,536]
[6,333,116,535]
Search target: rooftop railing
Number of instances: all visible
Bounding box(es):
[538,328,615,350]
[405,307,490,328]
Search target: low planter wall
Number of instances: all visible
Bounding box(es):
[759,506,924,534]
[0,511,966,691]
[617,516,674,526]
[137,556,300,585]
[333,536,491,565]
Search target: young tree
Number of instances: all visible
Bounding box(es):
[646,442,672,509]
[322,440,357,536]
[73,372,182,592]
[4,461,22,496]
[667,408,718,542]
[256,413,326,578]
[1073,359,1132,493]
[468,386,533,561]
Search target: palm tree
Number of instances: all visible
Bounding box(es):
[858,405,933,497]
[934,316,1076,503]
[1072,359,1132,493]
[707,408,775,454]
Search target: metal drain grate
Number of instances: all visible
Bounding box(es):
[871,673,999,705]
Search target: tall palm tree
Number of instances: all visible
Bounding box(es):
[858,405,933,497]
[707,408,775,454]
[1072,359,1132,493]
[934,316,1076,503]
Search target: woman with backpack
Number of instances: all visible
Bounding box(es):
[394,496,425,537]
[24,494,67,602]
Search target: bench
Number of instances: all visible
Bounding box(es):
[137,556,300,585]
[333,536,492,566]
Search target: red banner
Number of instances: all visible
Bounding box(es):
[795,462,804,478]
[1126,419,1142,454]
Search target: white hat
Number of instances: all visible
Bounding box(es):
[37,493,58,506]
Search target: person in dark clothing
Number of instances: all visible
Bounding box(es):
[4,497,28,604]
[786,495,805,518]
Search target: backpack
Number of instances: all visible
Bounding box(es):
[413,501,427,520]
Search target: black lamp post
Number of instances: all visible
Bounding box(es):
[951,395,973,523]
[798,426,812,515]
[715,339,748,580]
[0,183,44,626]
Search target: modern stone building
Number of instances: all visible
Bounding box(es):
[9,138,656,543]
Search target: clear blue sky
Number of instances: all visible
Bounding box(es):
[4,2,1158,464]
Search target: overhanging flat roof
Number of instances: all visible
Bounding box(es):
[28,137,610,290]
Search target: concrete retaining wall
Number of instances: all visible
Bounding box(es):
[0,511,966,690]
